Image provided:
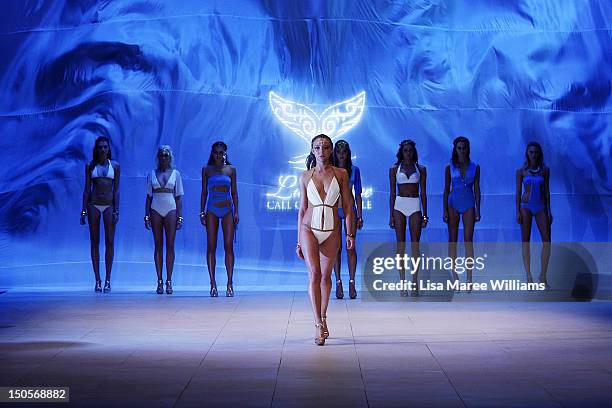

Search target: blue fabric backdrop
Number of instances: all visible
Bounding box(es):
[0,1,610,288]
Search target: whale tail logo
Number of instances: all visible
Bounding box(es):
[269,91,366,143]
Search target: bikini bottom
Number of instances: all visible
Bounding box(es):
[89,203,111,215]
[394,196,421,218]
[520,201,545,215]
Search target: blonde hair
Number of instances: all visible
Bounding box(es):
[156,145,174,168]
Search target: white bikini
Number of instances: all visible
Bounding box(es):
[306,169,341,244]
[90,160,114,214]
[146,169,184,217]
[394,164,421,217]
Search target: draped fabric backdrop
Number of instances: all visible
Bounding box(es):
[0,0,610,289]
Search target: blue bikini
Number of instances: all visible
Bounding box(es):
[521,173,545,214]
[206,173,234,218]
[448,161,477,214]
[338,166,362,220]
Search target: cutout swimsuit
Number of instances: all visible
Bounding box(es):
[206,174,234,218]
[306,169,341,244]
[521,172,545,214]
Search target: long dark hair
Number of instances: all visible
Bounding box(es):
[306,134,334,170]
[451,136,471,167]
[91,136,112,168]
[523,141,544,168]
[333,139,352,177]
[207,141,231,165]
[395,139,418,165]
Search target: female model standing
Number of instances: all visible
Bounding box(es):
[201,141,239,297]
[516,142,552,288]
[443,136,481,287]
[80,136,120,293]
[389,140,428,296]
[332,140,363,299]
[145,146,184,294]
[297,134,355,345]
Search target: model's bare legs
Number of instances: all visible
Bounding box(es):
[333,221,344,299]
[101,207,115,282]
[534,210,551,287]
[408,211,423,295]
[393,209,408,295]
[220,212,235,293]
[447,207,460,282]
[462,208,476,284]
[206,213,220,295]
[87,205,102,283]
[151,209,165,281]
[163,210,177,282]
[319,234,341,323]
[520,208,534,283]
[347,216,358,299]
[301,226,323,341]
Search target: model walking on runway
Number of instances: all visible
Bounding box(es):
[201,141,239,297]
[516,142,552,289]
[443,136,480,288]
[297,134,355,345]
[389,139,428,296]
[332,140,363,299]
[145,145,184,295]
[80,136,121,293]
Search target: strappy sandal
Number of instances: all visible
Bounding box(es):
[322,316,330,339]
[349,279,357,299]
[335,279,344,299]
[314,323,326,346]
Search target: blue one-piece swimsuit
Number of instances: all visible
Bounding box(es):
[338,166,362,219]
[207,174,234,218]
[521,173,545,214]
[448,161,476,214]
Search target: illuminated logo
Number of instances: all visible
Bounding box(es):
[267,91,370,212]
[269,91,366,145]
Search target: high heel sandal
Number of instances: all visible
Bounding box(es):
[165,280,173,295]
[103,280,111,293]
[314,323,326,346]
[226,284,234,297]
[210,284,218,297]
[349,279,357,299]
[156,279,164,294]
[335,280,344,299]
[321,316,329,339]
[95,280,102,293]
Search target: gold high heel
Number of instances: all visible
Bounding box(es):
[314,323,326,346]
[322,316,329,339]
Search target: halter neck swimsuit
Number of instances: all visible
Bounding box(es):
[306,169,341,244]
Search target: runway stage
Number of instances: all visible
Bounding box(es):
[2,291,612,407]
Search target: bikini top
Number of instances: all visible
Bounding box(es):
[450,161,476,189]
[150,169,182,195]
[91,160,114,179]
[307,169,341,232]
[396,163,420,184]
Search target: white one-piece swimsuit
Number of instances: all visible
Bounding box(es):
[306,170,341,244]
[147,169,184,217]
